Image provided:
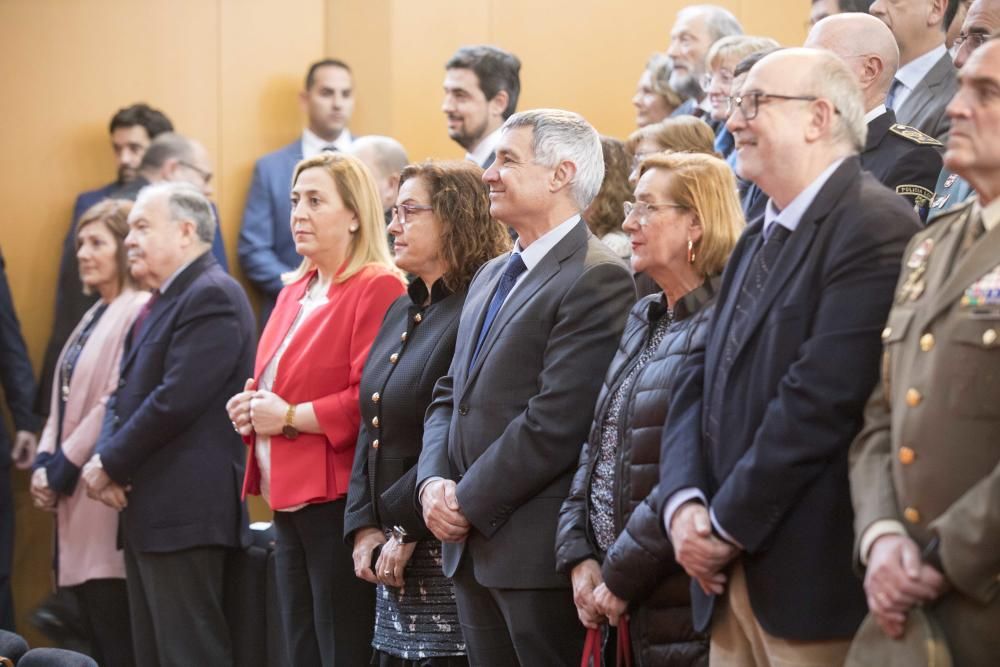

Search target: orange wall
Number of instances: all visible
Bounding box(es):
[0,0,806,642]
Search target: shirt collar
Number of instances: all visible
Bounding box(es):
[301,127,353,159]
[974,196,1000,232]
[864,104,888,124]
[514,214,580,273]
[763,158,846,236]
[895,44,948,93]
[158,251,206,294]
[465,127,503,167]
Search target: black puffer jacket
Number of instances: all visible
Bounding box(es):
[556,279,717,667]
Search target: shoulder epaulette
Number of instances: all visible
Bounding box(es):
[888,123,943,147]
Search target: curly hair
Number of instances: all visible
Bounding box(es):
[398,161,512,292]
[584,137,634,238]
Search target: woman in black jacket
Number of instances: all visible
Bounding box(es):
[345,161,511,666]
[556,152,744,666]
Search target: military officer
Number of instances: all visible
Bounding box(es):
[806,13,943,221]
[929,168,974,219]
[849,36,1000,667]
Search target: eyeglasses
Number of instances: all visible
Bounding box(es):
[390,203,433,226]
[179,161,213,186]
[726,92,839,121]
[623,200,687,226]
[700,70,734,91]
[954,30,990,53]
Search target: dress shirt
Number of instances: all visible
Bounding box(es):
[465,127,502,167]
[891,45,948,111]
[301,127,353,159]
[864,104,888,125]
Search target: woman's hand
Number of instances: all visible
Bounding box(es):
[593,583,628,627]
[570,558,606,629]
[29,468,57,512]
[352,527,387,584]
[226,378,256,437]
[375,537,418,588]
[249,389,288,437]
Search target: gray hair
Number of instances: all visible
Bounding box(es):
[348,135,409,178]
[803,49,868,152]
[139,132,196,172]
[136,181,216,244]
[679,4,744,42]
[502,109,605,210]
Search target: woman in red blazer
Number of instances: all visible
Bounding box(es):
[227,152,405,667]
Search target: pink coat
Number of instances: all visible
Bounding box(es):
[37,289,148,587]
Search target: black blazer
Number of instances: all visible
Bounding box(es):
[97,252,255,553]
[656,158,920,640]
[344,279,465,543]
[0,250,39,462]
[861,109,943,220]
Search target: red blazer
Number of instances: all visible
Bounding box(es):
[241,264,405,509]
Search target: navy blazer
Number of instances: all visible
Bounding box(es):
[97,252,255,553]
[0,250,39,462]
[238,140,303,322]
[657,158,919,640]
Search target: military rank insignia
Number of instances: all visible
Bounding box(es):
[962,265,1000,308]
[899,238,934,302]
[888,124,943,146]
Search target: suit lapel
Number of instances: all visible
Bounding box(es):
[899,54,949,120]
[706,225,762,383]
[864,111,893,154]
[254,274,311,378]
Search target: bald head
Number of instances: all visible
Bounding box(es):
[348,135,410,213]
[805,13,900,110]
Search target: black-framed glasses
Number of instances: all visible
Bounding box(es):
[179,160,213,185]
[623,200,687,226]
[390,203,433,226]
[726,92,838,120]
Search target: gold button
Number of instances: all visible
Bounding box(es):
[898,446,916,465]
[414,313,423,323]
[881,327,892,340]
[372,416,379,428]
[905,388,922,407]
[400,331,408,341]
[372,439,379,449]
[389,353,399,364]
[984,329,997,347]
[919,333,934,352]
[903,507,921,524]
[372,392,380,404]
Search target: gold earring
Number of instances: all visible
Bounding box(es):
[687,238,696,265]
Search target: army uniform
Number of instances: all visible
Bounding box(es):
[861,110,942,222]
[929,168,975,221]
[850,197,1000,667]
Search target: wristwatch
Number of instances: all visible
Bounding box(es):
[282,403,299,440]
[392,525,413,544]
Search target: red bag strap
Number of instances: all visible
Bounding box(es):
[616,615,633,667]
[581,626,602,667]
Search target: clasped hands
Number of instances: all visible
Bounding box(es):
[571,559,630,629]
[226,379,287,437]
[351,528,418,588]
[864,534,949,639]
[81,455,130,511]
[669,502,739,596]
[420,479,470,543]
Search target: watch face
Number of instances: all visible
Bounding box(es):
[282,425,299,440]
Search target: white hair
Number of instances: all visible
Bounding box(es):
[348,135,409,178]
[136,181,216,244]
[804,49,868,153]
[502,109,605,210]
[679,4,744,42]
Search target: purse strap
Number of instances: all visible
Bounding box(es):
[616,615,633,667]
[581,626,602,667]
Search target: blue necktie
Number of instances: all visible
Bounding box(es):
[885,78,903,111]
[470,253,527,370]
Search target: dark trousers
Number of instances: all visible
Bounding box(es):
[68,578,135,667]
[451,552,583,667]
[124,544,232,667]
[273,499,375,667]
[0,468,13,631]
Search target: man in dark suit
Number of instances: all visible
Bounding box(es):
[442,45,521,169]
[0,249,39,631]
[81,182,255,666]
[807,13,944,220]
[417,109,635,665]
[870,0,959,141]
[36,104,173,418]
[238,58,355,324]
[657,49,919,664]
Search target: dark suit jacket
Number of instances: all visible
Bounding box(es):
[657,158,919,640]
[97,252,255,553]
[417,220,635,589]
[894,51,958,143]
[0,250,39,462]
[238,140,303,323]
[862,110,943,220]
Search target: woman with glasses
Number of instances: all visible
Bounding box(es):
[557,152,744,666]
[345,161,511,666]
[226,153,405,666]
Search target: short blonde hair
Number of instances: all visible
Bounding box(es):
[283,152,403,285]
[626,116,719,157]
[707,35,782,72]
[638,152,744,277]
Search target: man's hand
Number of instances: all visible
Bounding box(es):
[352,527,387,584]
[669,502,738,595]
[29,468,57,512]
[82,455,112,499]
[420,479,470,542]
[375,537,418,588]
[570,558,605,629]
[94,482,129,511]
[11,430,38,470]
[864,534,949,638]
[248,390,288,437]
[593,582,628,627]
